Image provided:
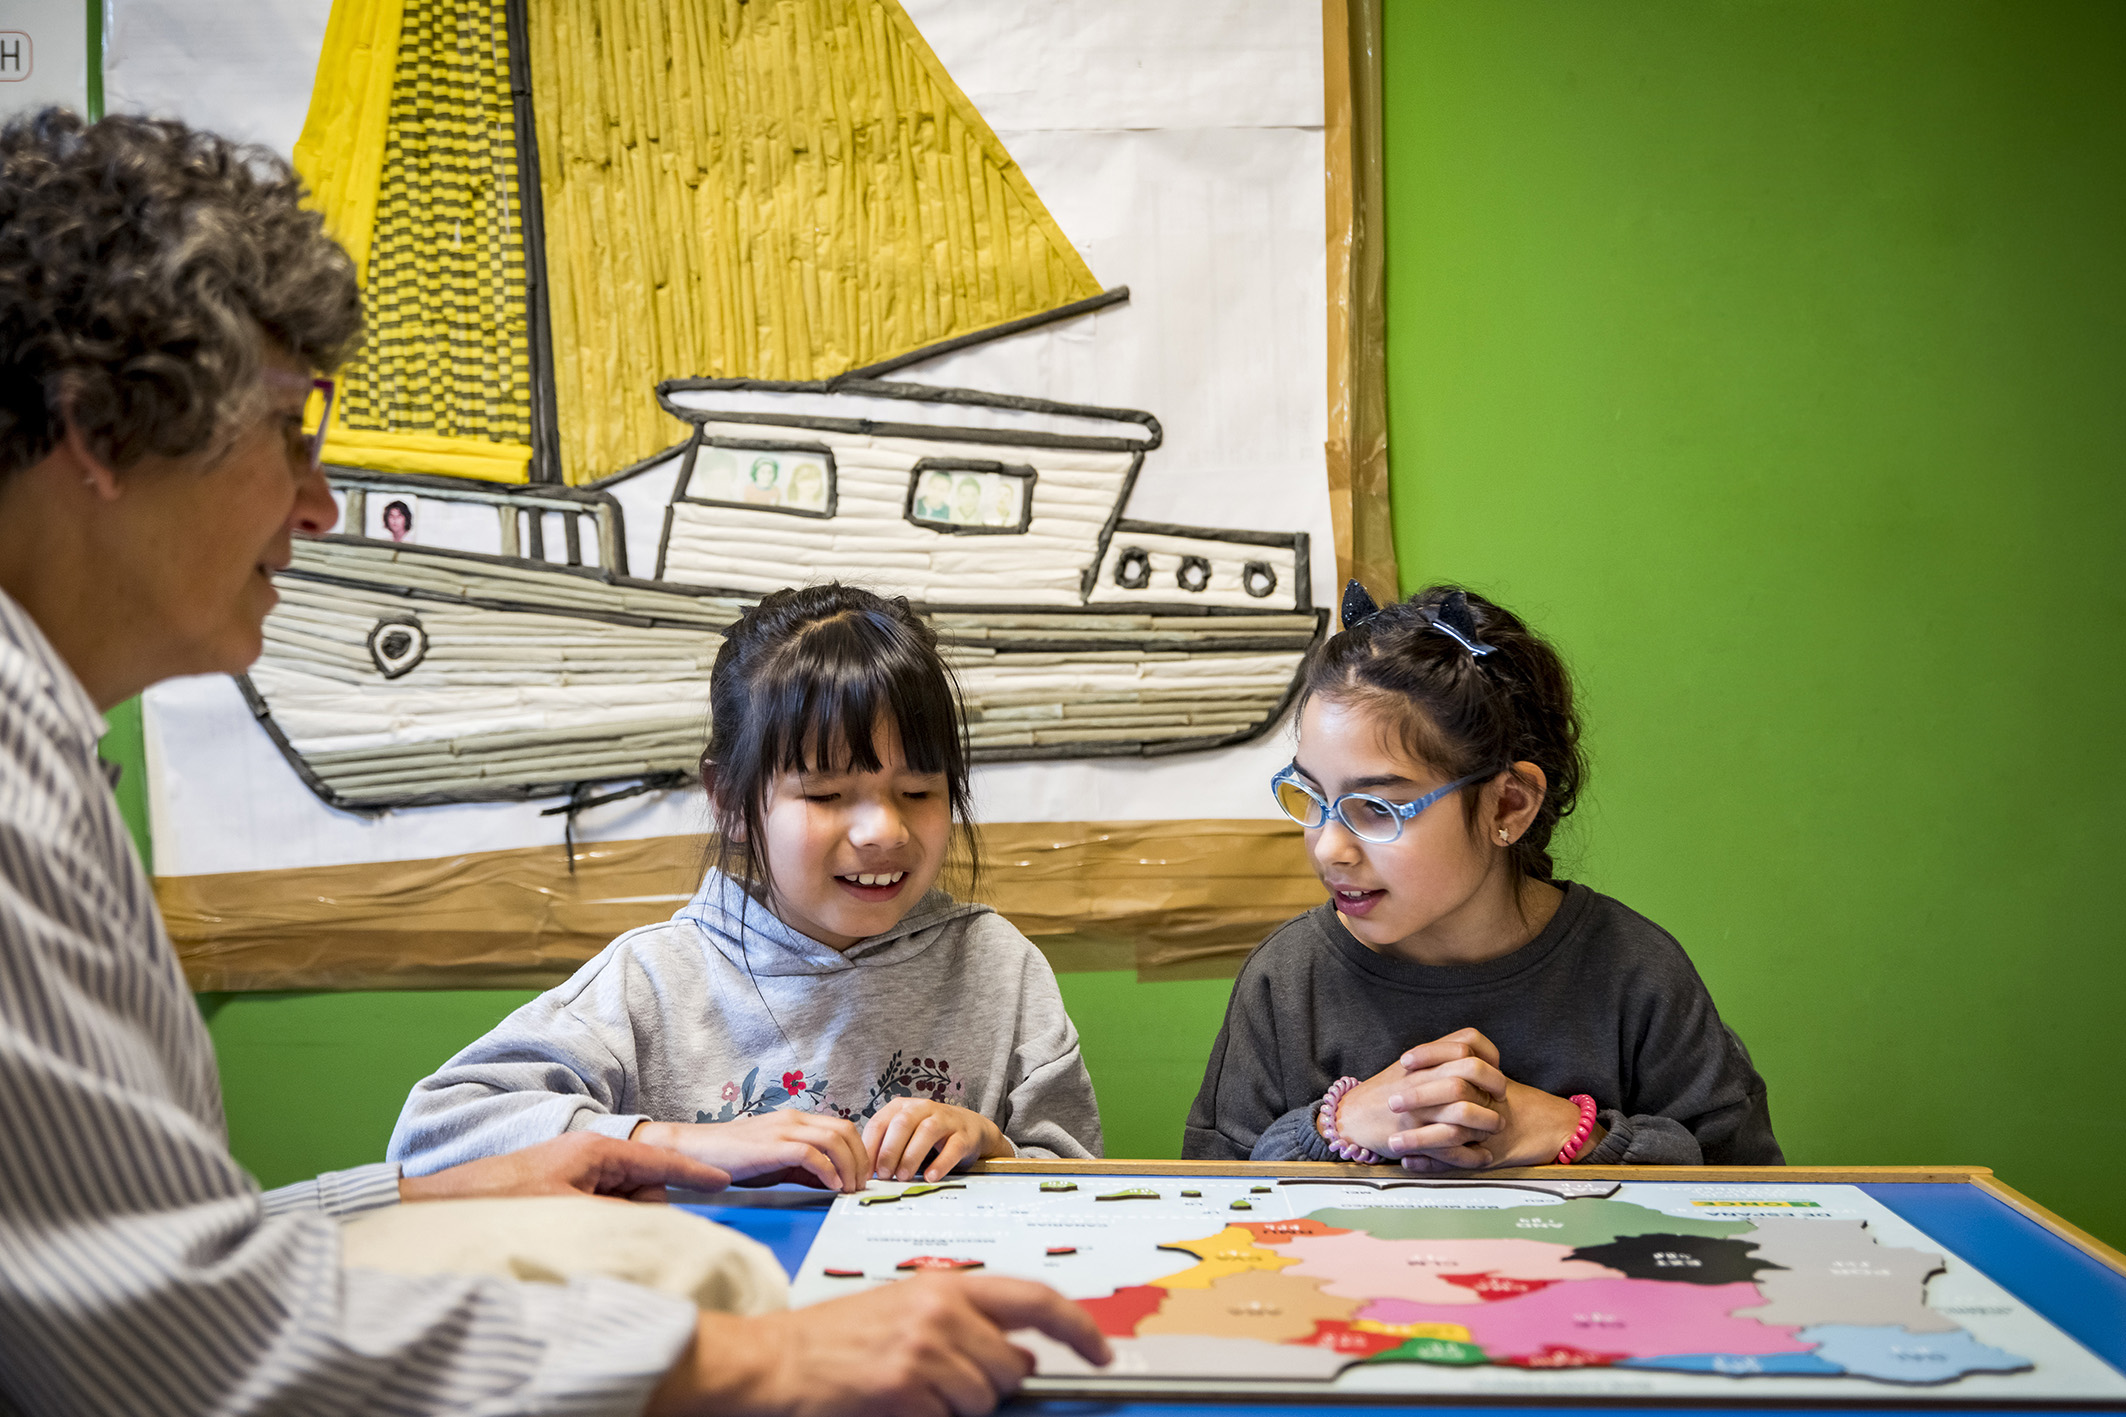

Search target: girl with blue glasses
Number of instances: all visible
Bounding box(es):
[1186,583,1781,1171]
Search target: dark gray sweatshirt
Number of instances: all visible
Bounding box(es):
[1184,883,1782,1166]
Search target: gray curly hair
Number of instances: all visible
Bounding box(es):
[0,108,363,481]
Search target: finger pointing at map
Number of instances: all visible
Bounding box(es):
[653,1274,1109,1417]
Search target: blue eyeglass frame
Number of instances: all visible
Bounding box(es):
[1269,763,1494,844]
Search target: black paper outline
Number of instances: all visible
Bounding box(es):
[504,0,562,485]
[903,458,1037,536]
[838,286,1131,381]
[672,436,839,521]
[243,535,1325,812]
[365,613,428,679]
[324,463,634,576]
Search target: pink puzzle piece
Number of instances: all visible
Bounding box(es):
[1355,1279,1812,1362]
[1283,1233,1625,1306]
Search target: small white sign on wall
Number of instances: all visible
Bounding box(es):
[0,1,88,123]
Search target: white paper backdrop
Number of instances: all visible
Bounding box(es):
[115,0,1331,877]
[0,0,89,123]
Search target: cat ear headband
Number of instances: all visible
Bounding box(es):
[1340,580,1497,657]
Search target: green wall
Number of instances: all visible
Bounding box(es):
[200,971,1239,1188]
[98,0,2122,1248]
[1382,0,2124,1244]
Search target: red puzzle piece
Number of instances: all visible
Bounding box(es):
[1441,1272,1557,1301]
[1285,1320,1407,1358]
[1236,1218,1354,1245]
[1076,1284,1169,1337]
[1503,1344,1625,1369]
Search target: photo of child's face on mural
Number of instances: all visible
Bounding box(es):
[917,471,951,521]
[745,457,781,505]
[382,500,413,542]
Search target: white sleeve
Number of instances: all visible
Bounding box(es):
[0,715,696,1416]
[259,1163,405,1220]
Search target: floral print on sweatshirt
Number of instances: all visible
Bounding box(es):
[696,1049,964,1125]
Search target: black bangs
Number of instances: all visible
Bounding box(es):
[701,583,977,898]
[754,607,965,781]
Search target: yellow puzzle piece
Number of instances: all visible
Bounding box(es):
[1151,1226,1299,1290]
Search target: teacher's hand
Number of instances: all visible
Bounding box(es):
[397,1132,733,1203]
[648,1273,1111,1417]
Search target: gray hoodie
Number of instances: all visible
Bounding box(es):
[388,872,1101,1173]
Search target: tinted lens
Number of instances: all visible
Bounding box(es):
[1339,795,1404,843]
[1273,778,1326,827]
[303,381,335,469]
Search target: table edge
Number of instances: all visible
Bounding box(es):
[1970,1174,2126,1277]
[971,1159,1996,1182]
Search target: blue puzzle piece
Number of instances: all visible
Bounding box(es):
[1617,1351,1845,1377]
[1797,1324,2032,1385]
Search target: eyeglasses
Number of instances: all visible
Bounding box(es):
[1270,763,1493,844]
[263,370,336,472]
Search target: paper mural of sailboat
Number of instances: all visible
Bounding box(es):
[252,0,1323,810]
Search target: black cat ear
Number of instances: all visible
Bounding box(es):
[1419,590,1497,657]
[1340,579,1380,633]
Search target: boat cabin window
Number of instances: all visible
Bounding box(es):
[904,459,1036,535]
[329,477,623,572]
[681,440,836,518]
[338,488,505,556]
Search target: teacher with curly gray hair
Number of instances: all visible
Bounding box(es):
[0,108,1105,1417]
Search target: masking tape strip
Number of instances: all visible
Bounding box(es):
[161,821,1324,993]
[1323,0,1398,604]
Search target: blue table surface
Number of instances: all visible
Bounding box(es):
[681,1179,2126,1414]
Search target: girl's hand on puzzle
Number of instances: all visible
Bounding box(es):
[1388,1028,1605,1171]
[863,1099,1011,1182]
[633,1114,871,1193]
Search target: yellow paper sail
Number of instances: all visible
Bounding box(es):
[294,0,1105,487]
[294,0,535,483]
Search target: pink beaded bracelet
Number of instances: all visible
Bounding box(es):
[1556,1093,1598,1165]
[1318,1076,1381,1164]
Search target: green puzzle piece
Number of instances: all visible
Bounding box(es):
[1366,1337,1490,1367]
[1307,1198,1750,1249]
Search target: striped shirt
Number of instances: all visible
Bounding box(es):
[0,591,697,1415]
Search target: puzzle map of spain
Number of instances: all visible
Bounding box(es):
[787,1175,2126,1402]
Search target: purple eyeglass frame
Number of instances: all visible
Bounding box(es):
[263,370,336,471]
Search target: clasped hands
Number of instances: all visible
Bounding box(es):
[1319,1027,1605,1172]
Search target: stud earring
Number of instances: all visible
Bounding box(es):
[1498,829,1510,844]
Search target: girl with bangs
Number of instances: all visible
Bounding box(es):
[390,584,1102,1190]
